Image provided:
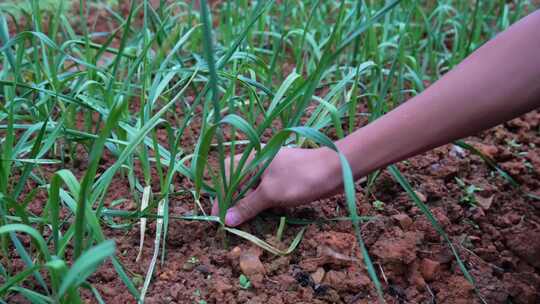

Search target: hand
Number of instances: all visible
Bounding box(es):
[212,147,341,226]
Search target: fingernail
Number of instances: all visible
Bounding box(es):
[225,209,241,226]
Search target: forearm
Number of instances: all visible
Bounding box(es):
[324,10,540,185]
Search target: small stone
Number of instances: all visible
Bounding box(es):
[450,145,466,158]
[228,246,242,260]
[311,267,325,285]
[319,245,357,264]
[195,264,211,275]
[419,258,440,281]
[475,143,499,159]
[392,213,413,230]
[239,247,266,287]
[159,270,173,280]
[476,195,494,210]
[299,245,357,271]
[240,249,265,276]
[182,261,196,271]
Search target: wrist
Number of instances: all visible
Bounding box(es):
[314,146,344,196]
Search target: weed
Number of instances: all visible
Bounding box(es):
[455,177,483,206]
[372,200,385,211]
[238,274,251,290]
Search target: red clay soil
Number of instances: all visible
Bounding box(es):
[2,99,539,303]
[41,111,537,304]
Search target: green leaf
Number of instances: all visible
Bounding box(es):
[0,224,51,261]
[58,240,115,297]
[225,226,305,256]
[221,114,261,151]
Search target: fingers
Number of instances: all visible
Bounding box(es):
[211,188,255,217]
[212,149,267,225]
[225,187,269,227]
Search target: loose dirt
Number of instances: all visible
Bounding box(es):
[67,111,539,304]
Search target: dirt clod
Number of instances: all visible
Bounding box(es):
[372,231,420,266]
[239,247,266,287]
[311,267,325,285]
[419,258,441,281]
[505,228,540,268]
[392,213,413,230]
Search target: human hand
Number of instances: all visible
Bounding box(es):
[211,147,341,227]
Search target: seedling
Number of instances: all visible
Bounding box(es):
[239,274,251,290]
[189,256,200,265]
[372,200,386,211]
[276,216,287,243]
[455,177,483,206]
[0,0,522,302]
[506,138,521,149]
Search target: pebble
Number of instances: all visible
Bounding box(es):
[240,249,266,276]
[419,258,440,281]
[450,145,467,158]
[475,143,499,159]
[476,195,494,210]
[195,264,211,275]
[228,246,242,260]
[182,261,196,271]
[239,247,266,287]
[311,267,325,285]
[392,213,413,230]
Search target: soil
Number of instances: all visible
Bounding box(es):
[67,111,538,304]
[8,111,538,304]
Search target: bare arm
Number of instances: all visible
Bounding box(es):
[329,9,540,182]
[220,10,540,227]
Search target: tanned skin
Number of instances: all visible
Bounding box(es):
[213,10,540,227]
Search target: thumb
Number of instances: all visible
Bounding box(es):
[225,187,269,227]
